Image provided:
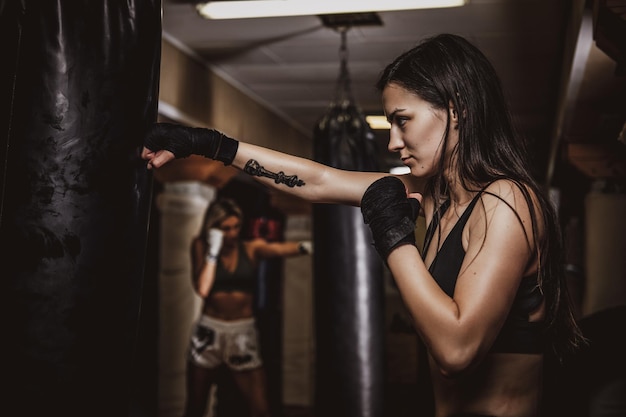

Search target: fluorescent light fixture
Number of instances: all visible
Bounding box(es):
[366,115,390,130]
[197,0,467,20]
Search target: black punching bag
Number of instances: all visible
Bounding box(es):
[312,28,385,417]
[0,1,161,416]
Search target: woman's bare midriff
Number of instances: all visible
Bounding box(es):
[202,291,255,320]
[431,353,544,417]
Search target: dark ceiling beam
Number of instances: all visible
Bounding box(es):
[548,0,626,187]
[545,0,588,187]
[592,0,626,75]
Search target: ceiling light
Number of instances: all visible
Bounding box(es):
[366,115,390,130]
[196,0,467,20]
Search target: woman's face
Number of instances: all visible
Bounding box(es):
[218,215,242,247]
[381,83,458,178]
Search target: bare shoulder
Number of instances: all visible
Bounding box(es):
[241,238,264,263]
[478,178,538,215]
[459,179,543,277]
[468,178,542,249]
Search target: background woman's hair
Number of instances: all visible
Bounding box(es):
[197,197,243,242]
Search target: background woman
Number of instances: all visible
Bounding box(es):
[185,197,311,417]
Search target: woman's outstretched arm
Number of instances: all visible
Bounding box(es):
[231,142,390,206]
[141,123,425,205]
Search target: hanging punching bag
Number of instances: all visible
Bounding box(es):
[0,1,161,416]
[312,29,385,417]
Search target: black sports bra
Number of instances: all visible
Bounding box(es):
[210,242,256,294]
[423,187,545,354]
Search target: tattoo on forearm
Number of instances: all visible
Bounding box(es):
[243,159,305,188]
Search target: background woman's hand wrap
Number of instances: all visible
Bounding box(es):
[206,228,224,263]
[360,176,421,260]
[144,122,239,165]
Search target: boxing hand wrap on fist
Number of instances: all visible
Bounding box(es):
[145,122,239,165]
[206,228,224,263]
[360,176,421,260]
[298,240,313,255]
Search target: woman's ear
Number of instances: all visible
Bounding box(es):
[449,100,458,120]
[449,102,459,130]
[448,100,459,122]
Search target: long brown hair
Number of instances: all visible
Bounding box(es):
[377,33,585,360]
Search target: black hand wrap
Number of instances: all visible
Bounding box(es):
[144,122,239,165]
[360,176,421,260]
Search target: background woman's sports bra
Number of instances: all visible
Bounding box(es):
[210,242,256,294]
[423,186,545,354]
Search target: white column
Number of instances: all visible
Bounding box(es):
[156,181,217,417]
[583,183,626,316]
[282,214,314,406]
